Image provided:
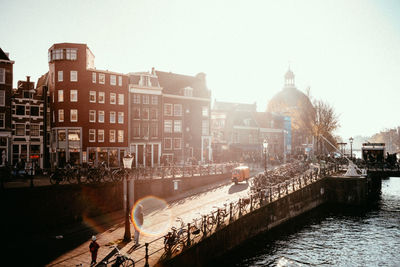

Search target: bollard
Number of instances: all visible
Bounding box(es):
[250,195,253,211]
[278,185,281,198]
[217,209,220,228]
[229,203,233,222]
[269,187,272,202]
[203,215,207,236]
[239,199,242,217]
[286,182,289,195]
[144,243,149,267]
[187,223,191,246]
[292,180,295,192]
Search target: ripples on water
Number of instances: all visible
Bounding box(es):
[215,178,400,267]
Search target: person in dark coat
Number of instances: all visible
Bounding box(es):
[89,235,100,265]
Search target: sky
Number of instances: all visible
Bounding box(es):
[1,0,400,140]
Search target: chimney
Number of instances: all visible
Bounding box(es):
[27,76,30,83]
[5,52,9,58]
[151,67,155,75]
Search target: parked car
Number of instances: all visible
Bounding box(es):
[231,165,250,184]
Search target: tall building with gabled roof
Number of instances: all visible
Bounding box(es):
[0,48,14,166]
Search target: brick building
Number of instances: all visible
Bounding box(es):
[156,71,212,164]
[128,69,162,167]
[47,43,129,167]
[11,76,49,169]
[0,48,14,166]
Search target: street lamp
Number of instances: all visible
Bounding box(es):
[349,137,354,160]
[123,154,134,242]
[263,139,268,174]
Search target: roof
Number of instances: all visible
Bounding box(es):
[213,101,257,112]
[0,47,10,61]
[155,70,209,97]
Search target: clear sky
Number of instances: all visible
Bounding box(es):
[1,0,400,139]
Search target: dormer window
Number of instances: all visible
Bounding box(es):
[184,87,193,97]
[140,75,150,87]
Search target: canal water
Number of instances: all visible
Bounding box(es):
[216,178,400,266]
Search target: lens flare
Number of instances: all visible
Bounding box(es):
[131,195,172,237]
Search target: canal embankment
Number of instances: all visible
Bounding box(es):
[159,174,373,267]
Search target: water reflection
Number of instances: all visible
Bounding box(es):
[215,178,400,267]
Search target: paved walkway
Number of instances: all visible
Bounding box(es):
[46,175,242,267]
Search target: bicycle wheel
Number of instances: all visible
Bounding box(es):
[121,258,135,267]
[112,169,124,182]
[49,173,59,185]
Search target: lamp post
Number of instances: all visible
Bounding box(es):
[349,137,353,160]
[263,139,268,174]
[123,154,134,242]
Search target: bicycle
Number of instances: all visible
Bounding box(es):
[98,246,135,267]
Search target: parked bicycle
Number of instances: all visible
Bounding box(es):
[98,246,135,267]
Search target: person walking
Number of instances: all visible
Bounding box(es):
[133,204,144,246]
[89,235,100,266]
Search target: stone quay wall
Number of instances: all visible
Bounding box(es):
[160,176,369,267]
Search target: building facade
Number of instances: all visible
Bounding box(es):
[0,48,14,166]
[156,71,212,164]
[128,69,162,167]
[11,76,48,169]
[47,43,129,167]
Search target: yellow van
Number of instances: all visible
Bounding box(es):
[232,166,250,184]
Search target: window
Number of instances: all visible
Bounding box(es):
[98,110,104,123]
[70,109,78,122]
[118,130,124,142]
[151,123,158,137]
[98,92,105,103]
[0,113,4,128]
[89,129,96,142]
[89,110,96,122]
[58,90,64,102]
[16,124,25,136]
[92,72,96,83]
[30,106,39,116]
[184,87,193,97]
[70,90,78,102]
[143,95,149,104]
[58,71,63,82]
[142,108,149,120]
[0,91,5,106]
[174,138,182,149]
[58,129,66,141]
[118,94,124,105]
[30,124,40,136]
[164,138,172,150]
[110,130,116,142]
[16,105,25,115]
[141,123,149,137]
[174,104,182,116]
[141,75,150,87]
[110,75,116,85]
[133,94,140,104]
[151,95,158,105]
[59,109,64,122]
[99,73,105,84]
[110,93,116,104]
[164,120,172,133]
[110,111,116,123]
[133,107,140,119]
[164,104,172,116]
[51,49,63,60]
[0,68,5,84]
[202,106,209,117]
[89,91,96,103]
[118,112,124,124]
[118,76,122,86]
[174,120,182,132]
[66,48,77,60]
[23,91,30,99]
[70,71,78,82]
[133,123,140,137]
[98,129,104,142]
[150,108,158,120]
[202,120,209,135]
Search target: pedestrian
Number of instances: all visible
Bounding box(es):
[133,204,144,246]
[89,235,100,266]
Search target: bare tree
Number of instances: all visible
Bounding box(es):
[312,99,340,154]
